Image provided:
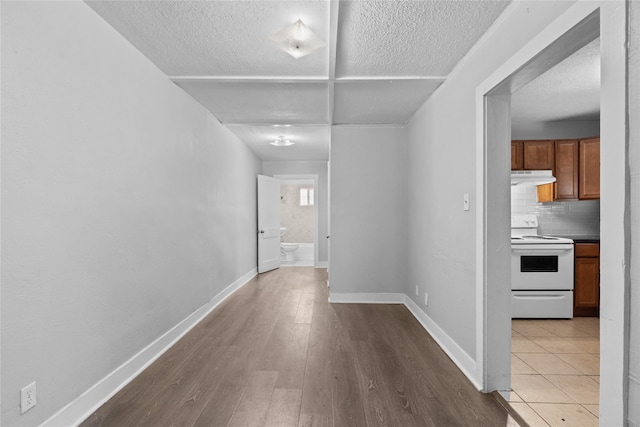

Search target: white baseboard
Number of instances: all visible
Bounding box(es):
[328,292,406,304]
[315,261,328,268]
[403,296,481,390]
[41,268,257,427]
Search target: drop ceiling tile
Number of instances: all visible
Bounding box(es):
[174,81,330,125]
[336,0,510,77]
[333,80,442,124]
[87,1,330,77]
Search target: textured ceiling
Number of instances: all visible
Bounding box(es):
[86,0,519,161]
[336,0,511,77]
[512,38,601,122]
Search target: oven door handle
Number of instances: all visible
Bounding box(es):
[512,247,573,253]
[513,294,568,299]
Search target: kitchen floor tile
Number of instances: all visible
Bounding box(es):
[532,321,591,338]
[529,403,599,427]
[512,354,537,374]
[505,390,523,402]
[529,337,590,354]
[511,375,574,404]
[508,403,550,427]
[512,336,548,353]
[583,404,599,417]
[512,320,557,337]
[544,375,599,404]
[555,353,600,375]
[516,353,582,375]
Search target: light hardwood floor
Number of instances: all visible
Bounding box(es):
[82,267,516,426]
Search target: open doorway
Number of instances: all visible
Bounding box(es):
[274,175,320,267]
[477,4,628,426]
[507,35,601,425]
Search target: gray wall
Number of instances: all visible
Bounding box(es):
[512,120,600,140]
[406,1,575,362]
[1,2,262,426]
[263,161,329,264]
[628,1,639,424]
[329,126,408,295]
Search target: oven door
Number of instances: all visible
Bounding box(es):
[512,290,574,318]
[511,243,574,291]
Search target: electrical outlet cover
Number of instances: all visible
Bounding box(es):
[21,382,36,414]
[424,293,429,306]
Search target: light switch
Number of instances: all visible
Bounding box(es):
[463,193,470,211]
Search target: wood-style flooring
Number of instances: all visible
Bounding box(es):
[81,267,515,427]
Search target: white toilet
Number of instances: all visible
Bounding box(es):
[279,227,298,262]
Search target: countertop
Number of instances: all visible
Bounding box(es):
[553,234,600,243]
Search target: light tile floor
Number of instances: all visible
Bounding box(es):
[510,317,600,427]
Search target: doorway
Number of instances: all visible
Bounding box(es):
[477,3,628,425]
[274,175,320,267]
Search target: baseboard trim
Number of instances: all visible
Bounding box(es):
[403,296,481,390]
[315,261,328,268]
[41,268,257,427]
[328,292,406,304]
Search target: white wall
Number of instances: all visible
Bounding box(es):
[1,2,261,426]
[329,127,407,297]
[262,161,329,264]
[406,1,575,365]
[628,1,639,424]
[511,120,600,140]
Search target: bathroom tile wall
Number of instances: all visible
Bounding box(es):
[281,184,314,243]
[511,185,600,237]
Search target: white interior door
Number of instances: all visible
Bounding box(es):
[257,175,281,273]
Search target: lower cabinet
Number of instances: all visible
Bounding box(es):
[574,242,600,317]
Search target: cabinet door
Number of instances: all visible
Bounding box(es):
[523,140,554,170]
[574,257,600,317]
[511,141,524,170]
[554,140,579,200]
[579,137,600,199]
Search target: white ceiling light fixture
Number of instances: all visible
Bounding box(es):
[268,19,326,59]
[270,136,295,147]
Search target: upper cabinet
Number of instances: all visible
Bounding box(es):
[512,140,554,170]
[554,139,579,200]
[579,137,601,199]
[523,140,554,170]
[511,137,600,200]
[511,141,524,170]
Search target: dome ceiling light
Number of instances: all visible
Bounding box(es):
[270,136,295,147]
[268,19,326,59]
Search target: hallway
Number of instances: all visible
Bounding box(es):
[81,267,516,426]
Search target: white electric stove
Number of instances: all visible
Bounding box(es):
[511,215,574,318]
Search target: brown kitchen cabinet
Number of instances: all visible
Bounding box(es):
[574,242,600,317]
[511,141,524,170]
[554,139,580,200]
[579,137,600,199]
[523,140,554,170]
[511,140,554,170]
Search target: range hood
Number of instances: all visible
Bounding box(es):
[511,170,556,186]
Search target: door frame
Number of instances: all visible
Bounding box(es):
[274,174,320,267]
[475,2,628,424]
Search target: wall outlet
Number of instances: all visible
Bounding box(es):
[424,292,429,307]
[415,285,419,296]
[21,382,37,414]
[463,193,470,211]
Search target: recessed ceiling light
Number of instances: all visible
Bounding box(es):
[268,19,326,59]
[270,136,295,147]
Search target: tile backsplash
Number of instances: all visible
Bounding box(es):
[511,185,600,237]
